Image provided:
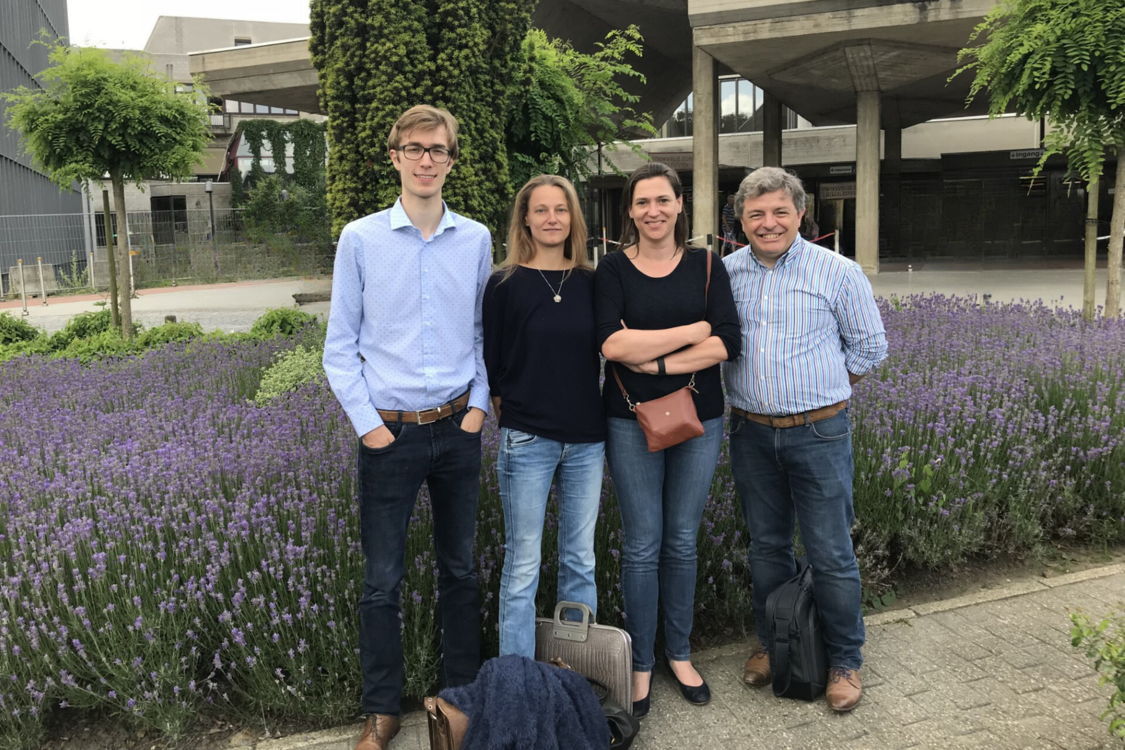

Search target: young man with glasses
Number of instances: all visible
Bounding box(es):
[323,104,492,750]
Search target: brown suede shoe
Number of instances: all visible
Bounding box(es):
[355,713,400,750]
[742,648,771,687]
[826,667,862,712]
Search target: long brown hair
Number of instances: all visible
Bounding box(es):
[617,162,687,252]
[501,174,590,279]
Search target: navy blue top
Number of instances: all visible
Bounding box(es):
[594,247,741,421]
[483,266,606,443]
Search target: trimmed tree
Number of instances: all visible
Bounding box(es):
[957,0,1125,318]
[310,0,535,238]
[3,42,210,337]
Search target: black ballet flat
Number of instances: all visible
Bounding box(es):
[632,693,650,718]
[669,665,711,705]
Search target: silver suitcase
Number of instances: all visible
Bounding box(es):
[535,601,633,711]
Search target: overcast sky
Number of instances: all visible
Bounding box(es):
[66,0,312,49]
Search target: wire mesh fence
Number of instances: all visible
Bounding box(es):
[0,208,333,299]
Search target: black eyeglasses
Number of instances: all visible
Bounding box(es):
[395,144,453,164]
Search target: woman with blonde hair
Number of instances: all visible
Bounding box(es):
[483,174,606,658]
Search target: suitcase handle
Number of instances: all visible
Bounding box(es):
[551,601,592,642]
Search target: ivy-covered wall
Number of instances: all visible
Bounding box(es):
[310,0,535,238]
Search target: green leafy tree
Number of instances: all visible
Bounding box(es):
[957,0,1125,317]
[2,41,211,337]
[310,0,535,238]
[508,26,656,191]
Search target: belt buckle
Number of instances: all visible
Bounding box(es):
[415,406,444,425]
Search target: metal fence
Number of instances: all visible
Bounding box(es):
[0,208,333,298]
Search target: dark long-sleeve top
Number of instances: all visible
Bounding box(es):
[483,266,606,443]
[595,246,741,421]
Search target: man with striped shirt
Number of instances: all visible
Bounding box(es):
[722,167,887,712]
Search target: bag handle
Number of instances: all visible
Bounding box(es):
[611,249,714,406]
[550,600,592,642]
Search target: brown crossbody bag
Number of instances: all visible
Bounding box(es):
[612,250,712,452]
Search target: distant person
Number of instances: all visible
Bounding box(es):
[721,194,738,254]
[723,166,886,713]
[799,211,821,243]
[483,175,605,658]
[595,162,740,718]
[323,105,491,750]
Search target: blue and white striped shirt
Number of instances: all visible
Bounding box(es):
[323,199,493,437]
[722,237,887,416]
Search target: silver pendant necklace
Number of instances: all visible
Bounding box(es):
[535,268,565,303]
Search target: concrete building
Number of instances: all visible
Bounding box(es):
[187,0,1117,270]
[0,0,83,283]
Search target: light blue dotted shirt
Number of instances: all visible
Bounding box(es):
[323,198,493,437]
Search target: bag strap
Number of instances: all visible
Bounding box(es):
[612,249,714,406]
[772,636,793,696]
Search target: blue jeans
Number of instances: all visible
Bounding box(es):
[497,429,604,658]
[606,416,723,672]
[356,410,482,715]
[728,409,864,670]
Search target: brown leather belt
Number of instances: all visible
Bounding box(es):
[731,401,847,429]
[377,392,470,425]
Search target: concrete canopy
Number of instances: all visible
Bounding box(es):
[690,0,1002,129]
[189,38,319,114]
[188,1,697,123]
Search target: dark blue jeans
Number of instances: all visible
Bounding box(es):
[606,416,724,672]
[356,411,482,715]
[728,409,865,670]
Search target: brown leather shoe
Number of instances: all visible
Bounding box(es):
[826,667,862,712]
[355,713,400,750]
[742,648,771,687]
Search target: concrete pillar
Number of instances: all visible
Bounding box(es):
[762,92,782,167]
[884,108,902,259]
[692,44,719,252]
[855,90,881,275]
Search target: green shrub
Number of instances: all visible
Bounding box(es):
[253,344,326,404]
[49,309,113,350]
[1071,607,1125,739]
[136,321,204,348]
[56,329,139,362]
[0,312,41,344]
[0,336,52,363]
[249,308,319,339]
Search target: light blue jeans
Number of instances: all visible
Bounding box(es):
[606,416,724,672]
[497,428,605,658]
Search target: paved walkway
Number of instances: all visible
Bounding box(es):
[254,564,1124,750]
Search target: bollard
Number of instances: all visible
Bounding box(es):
[18,259,29,316]
[36,257,48,305]
[128,249,137,298]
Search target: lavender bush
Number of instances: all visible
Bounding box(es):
[0,297,1121,748]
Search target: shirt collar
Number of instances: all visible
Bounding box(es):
[389,197,458,237]
[748,234,805,270]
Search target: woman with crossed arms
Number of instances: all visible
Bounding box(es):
[595,162,740,717]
